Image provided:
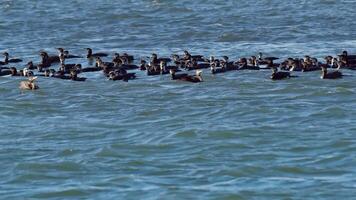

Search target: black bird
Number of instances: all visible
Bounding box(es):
[320,66,342,79]
[182,50,204,62]
[26,61,38,70]
[56,48,82,59]
[64,50,82,58]
[238,58,259,70]
[75,64,102,73]
[37,52,54,70]
[210,61,226,74]
[113,53,134,63]
[40,51,60,64]
[338,50,356,60]
[170,69,203,83]
[3,52,23,63]
[69,70,86,81]
[150,53,171,66]
[108,69,136,82]
[86,48,108,58]
[0,67,11,76]
[9,67,20,76]
[139,60,147,70]
[62,49,82,59]
[270,67,294,80]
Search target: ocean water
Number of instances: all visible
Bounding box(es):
[1,0,356,199]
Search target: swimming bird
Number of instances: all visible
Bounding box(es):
[86,48,108,58]
[69,70,86,81]
[113,59,139,70]
[257,52,270,65]
[338,50,356,60]
[184,59,196,70]
[249,56,259,67]
[95,57,114,68]
[140,60,147,70]
[171,54,186,67]
[211,60,226,74]
[270,67,293,80]
[37,52,56,71]
[37,58,51,71]
[220,56,237,71]
[58,63,77,74]
[56,49,77,72]
[3,52,23,63]
[183,50,192,60]
[149,53,171,66]
[324,56,333,66]
[41,51,60,64]
[10,67,20,76]
[183,58,210,70]
[331,57,339,68]
[113,53,134,63]
[238,58,259,70]
[75,64,101,73]
[182,50,204,61]
[302,57,320,72]
[320,66,342,79]
[108,68,136,82]
[146,60,168,76]
[264,56,279,69]
[55,48,82,59]
[170,69,203,83]
[96,57,114,76]
[19,76,39,90]
[288,58,303,71]
[0,67,11,76]
[26,61,37,70]
[64,50,81,58]
[44,69,70,79]
[337,51,356,68]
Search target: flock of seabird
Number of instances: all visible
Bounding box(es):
[0,48,353,90]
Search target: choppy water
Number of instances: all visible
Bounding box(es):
[1,0,356,199]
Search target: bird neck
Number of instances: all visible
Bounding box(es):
[87,50,92,58]
[4,55,9,63]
